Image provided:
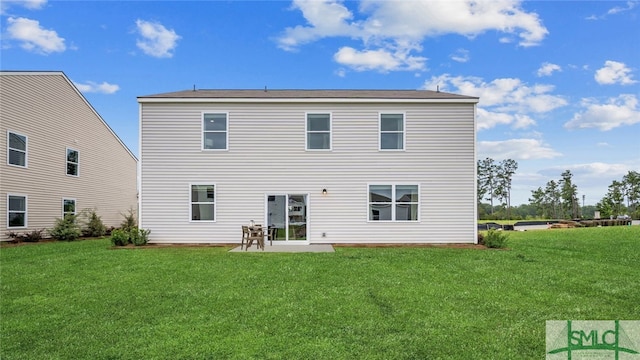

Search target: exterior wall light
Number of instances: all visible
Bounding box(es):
[322,188,327,195]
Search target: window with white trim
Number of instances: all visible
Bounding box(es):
[191,184,215,221]
[369,184,419,221]
[8,194,27,228]
[306,113,331,150]
[66,148,79,176]
[8,131,27,167]
[202,113,228,150]
[379,113,405,150]
[63,198,76,218]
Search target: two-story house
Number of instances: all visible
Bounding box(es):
[1,71,138,239]
[137,89,478,244]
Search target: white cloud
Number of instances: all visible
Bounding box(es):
[333,46,425,72]
[450,49,469,63]
[594,61,637,85]
[565,94,640,131]
[423,74,566,113]
[1,0,46,14]
[476,108,536,131]
[608,1,637,15]
[478,139,561,160]
[537,62,561,77]
[135,19,181,58]
[277,0,547,72]
[73,81,120,94]
[5,17,65,54]
[562,162,632,178]
[423,74,566,131]
[586,1,637,20]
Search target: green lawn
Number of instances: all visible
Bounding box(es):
[1,227,639,359]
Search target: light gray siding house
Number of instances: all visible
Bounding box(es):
[0,71,138,239]
[138,89,478,244]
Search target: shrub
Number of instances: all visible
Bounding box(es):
[111,227,151,246]
[120,209,137,232]
[477,232,485,245]
[484,229,509,249]
[111,229,130,246]
[7,229,45,243]
[131,228,150,246]
[80,209,107,237]
[50,215,82,241]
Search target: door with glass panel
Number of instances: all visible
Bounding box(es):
[267,194,308,241]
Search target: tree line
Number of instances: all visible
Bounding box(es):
[477,157,639,220]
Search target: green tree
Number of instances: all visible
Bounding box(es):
[544,180,561,219]
[559,170,579,219]
[496,159,518,218]
[477,158,498,214]
[622,170,640,217]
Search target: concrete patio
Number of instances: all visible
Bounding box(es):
[229,244,335,253]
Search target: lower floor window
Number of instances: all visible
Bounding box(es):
[63,198,76,218]
[369,184,419,221]
[191,184,215,221]
[8,194,27,228]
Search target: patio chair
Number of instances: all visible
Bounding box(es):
[241,225,250,250]
[245,227,265,251]
[267,226,276,246]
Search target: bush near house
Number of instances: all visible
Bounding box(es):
[7,229,45,243]
[79,209,107,237]
[483,229,509,249]
[49,215,82,241]
[110,227,150,247]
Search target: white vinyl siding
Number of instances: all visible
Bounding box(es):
[7,131,27,167]
[0,72,138,236]
[379,113,405,151]
[306,113,331,150]
[7,194,27,228]
[139,101,476,244]
[62,198,76,217]
[66,148,79,176]
[202,113,228,150]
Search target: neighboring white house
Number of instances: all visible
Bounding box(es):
[138,89,478,244]
[0,71,138,238]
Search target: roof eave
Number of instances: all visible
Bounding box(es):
[137,97,479,104]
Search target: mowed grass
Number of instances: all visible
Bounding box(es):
[1,227,639,359]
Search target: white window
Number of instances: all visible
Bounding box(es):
[306,113,331,150]
[368,184,419,221]
[202,113,228,150]
[7,194,27,228]
[190,184,215,221]
[379,113,405,150]
[63,198,76,218]
[66,148,79,176]
[8,131,27,167]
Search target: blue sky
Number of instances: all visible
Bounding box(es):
[1,0,639,206]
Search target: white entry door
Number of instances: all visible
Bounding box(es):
[267,194,308,242]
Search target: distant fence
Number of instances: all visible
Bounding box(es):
[478,219,633,231]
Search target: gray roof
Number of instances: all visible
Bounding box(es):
[138,89,478,100]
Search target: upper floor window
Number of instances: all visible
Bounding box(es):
[306,113,331,150]
[66,148,79,176]
[379,113,405,150]
[8,194,27,228]
[191,184,215,221]
[8,131,27,167]
[202,113,228,150]
[63,198,76,218]
[369,184,419,221]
